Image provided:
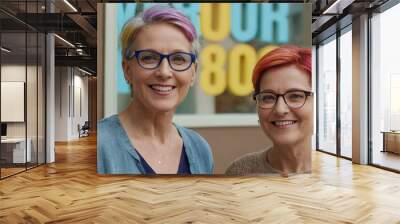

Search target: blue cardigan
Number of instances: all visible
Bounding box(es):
[97,115,214,174]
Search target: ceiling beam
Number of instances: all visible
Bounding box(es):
[67,14,97,40]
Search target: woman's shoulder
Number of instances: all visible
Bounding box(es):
[225,149,273,175]
[97,114,125,149]
[98,114,120,129]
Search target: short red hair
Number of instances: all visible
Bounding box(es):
[252,45,311,93]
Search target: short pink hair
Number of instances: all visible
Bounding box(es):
[143,5,197,42]
[120,5,199,59]
[252,45,311,93]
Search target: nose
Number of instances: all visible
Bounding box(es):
[273,96,290,115]
[155,57,173,80]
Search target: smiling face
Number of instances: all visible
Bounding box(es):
[122,23,196,113]
[257,64,313,147]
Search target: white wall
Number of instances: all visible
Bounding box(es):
[1,65,26,129]
[72,72,89,138]
[55,66,68,141]
[1,65,37,137]
[1,65,26,81]
[54,67,89,141]
[1,64,46,164]
[1,82,25,122]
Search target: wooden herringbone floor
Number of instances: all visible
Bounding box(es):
[1,134,400,223]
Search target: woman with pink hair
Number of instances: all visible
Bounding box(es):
[98,5,213,174]
[226,46,313,176]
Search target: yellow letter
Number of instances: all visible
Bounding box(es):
[228,44,256,96]
[200,3,231,41]
[200,44,227,96]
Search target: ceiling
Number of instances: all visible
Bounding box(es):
[0,0,97,75]
[308,0,390,44]
[1,0,395,74]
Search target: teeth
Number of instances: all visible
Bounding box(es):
[274,121,295,126]
[151,85,173,92]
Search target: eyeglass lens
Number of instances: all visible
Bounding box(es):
[256,91,307,109]
[137,51,193,71]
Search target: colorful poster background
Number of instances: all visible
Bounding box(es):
[110,3,311,117]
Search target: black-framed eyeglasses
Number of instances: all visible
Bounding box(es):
[126,49,196,72]
[253,90,314,109]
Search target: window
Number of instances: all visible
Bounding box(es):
[0,1,47,179]
[317,36,337,155]
[339,27,352,158]
[370,2,400,171]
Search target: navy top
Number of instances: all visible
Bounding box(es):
[97,114,213,174]
[137,146,191,174]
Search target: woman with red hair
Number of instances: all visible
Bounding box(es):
[226,45,313,176]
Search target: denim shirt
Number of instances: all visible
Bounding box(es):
[97,114,214,174]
